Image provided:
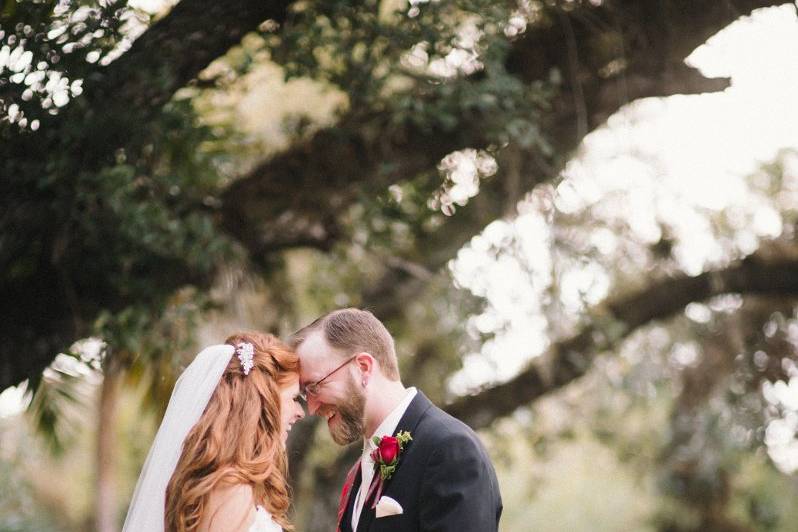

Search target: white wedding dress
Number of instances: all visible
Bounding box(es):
[250,505,282,532]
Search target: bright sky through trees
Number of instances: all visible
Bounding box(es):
[448,4,798,473]
[451,5,798,389]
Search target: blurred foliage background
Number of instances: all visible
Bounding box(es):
[2,0,798,531]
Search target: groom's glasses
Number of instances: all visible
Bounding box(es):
[302,355,358,398]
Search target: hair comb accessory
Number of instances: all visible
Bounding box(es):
[236,342,255,375]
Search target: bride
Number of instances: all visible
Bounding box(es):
[122,332,306,531]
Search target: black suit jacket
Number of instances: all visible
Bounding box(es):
[340,391,502,532]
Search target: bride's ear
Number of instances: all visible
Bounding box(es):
[353,352,375,385]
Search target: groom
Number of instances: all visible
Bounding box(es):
[291,308,502,531]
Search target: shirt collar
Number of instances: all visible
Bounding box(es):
[363,387,417,454]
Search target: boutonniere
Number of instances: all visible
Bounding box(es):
[371,430,412,480]
[367,431,412,509]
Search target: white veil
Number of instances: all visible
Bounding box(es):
[122,344,235,531]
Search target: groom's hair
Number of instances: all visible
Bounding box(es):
[291,308,400,380]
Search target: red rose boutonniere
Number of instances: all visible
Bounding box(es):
[367,430,412,509]
[371,430,412,481]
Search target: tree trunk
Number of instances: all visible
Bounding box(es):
[96,365,121,532]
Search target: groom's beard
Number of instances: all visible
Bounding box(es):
[330,376,365,446]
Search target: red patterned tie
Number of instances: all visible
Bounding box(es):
[337,460,361,532]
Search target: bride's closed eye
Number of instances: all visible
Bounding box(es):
[293,394,307,409]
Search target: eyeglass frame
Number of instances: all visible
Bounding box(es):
[301,354,358,399]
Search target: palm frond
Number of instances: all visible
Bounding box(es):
[26,351,98,456]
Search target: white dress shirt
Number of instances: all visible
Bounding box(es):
[352,387,417,530]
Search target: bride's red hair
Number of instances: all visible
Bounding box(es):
[165,332,298,531]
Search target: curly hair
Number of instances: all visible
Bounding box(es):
[164,332,299,531]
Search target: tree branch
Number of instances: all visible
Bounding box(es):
[444,252,798,430]
[222,0,792,260]
[0,0,296,390]
[80,0,294,161]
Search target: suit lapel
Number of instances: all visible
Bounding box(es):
[359,392,434,531]
[356,499,376,532]
[392,391,433,444]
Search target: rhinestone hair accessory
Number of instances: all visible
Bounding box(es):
[236,342,255,375]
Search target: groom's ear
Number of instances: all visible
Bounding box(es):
[353,352,375,380]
